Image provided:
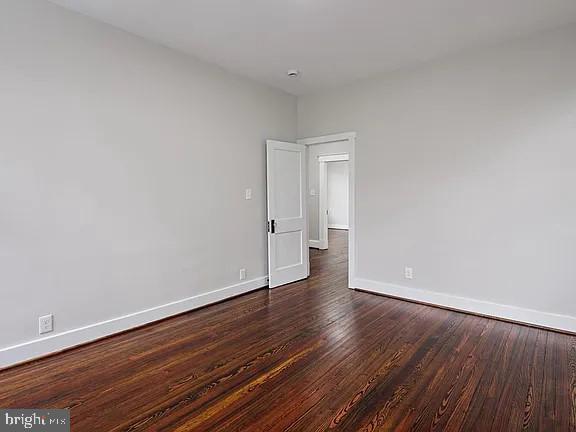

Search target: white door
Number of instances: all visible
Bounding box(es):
[266,140,309,288]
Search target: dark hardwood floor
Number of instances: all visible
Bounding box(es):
[1,229,575,431]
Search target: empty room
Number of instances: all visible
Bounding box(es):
[1,0,575,430]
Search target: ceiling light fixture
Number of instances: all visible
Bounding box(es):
[287,69,300,78]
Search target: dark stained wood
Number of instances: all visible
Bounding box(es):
[0,229,575,431]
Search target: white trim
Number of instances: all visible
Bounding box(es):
[298,132,357,146]
[351,278,576,334]
[0,276,268,369]
[328,224,349,230]
[318,154,349,162]
[318,160,329,249]
[298,132,356,285]
[309,239,323,249]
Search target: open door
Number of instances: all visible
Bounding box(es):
[266,140,309,288]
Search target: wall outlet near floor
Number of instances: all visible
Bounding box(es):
[39,314,54,334]
[404,267,414,280]
[239,268,247,281]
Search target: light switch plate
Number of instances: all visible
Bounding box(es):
[245,188,252,200]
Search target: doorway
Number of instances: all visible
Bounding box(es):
[318,154,349,250]
[297,133,356,286]
[326,161,349,231]
[265,133,356,289]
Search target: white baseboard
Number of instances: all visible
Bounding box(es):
[328,224,349,230]
[0,276,268,369]
[309,239,326,249]
[351,277,576,334]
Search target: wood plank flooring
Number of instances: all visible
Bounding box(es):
[1,229,575,431]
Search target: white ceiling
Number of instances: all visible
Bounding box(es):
[49,0,576,95]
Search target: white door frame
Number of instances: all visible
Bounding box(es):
[297,132,357,288]
[318,154,349,250]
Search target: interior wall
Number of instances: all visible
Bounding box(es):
[3,0,576,369]
[0,0,296,366]
[327,162,349,229]
[298,25,576,332]
[307,142,351,242]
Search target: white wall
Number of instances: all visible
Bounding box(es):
[0,0,296,366]
[307,141,350,241]
[327,161,349,229]
[298,25,576,332]
[3,1,576,369]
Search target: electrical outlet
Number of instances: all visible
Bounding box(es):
[39,314,54,334]
[404,267,414,280]
[239,268,247,281]
[245,188,252,200]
